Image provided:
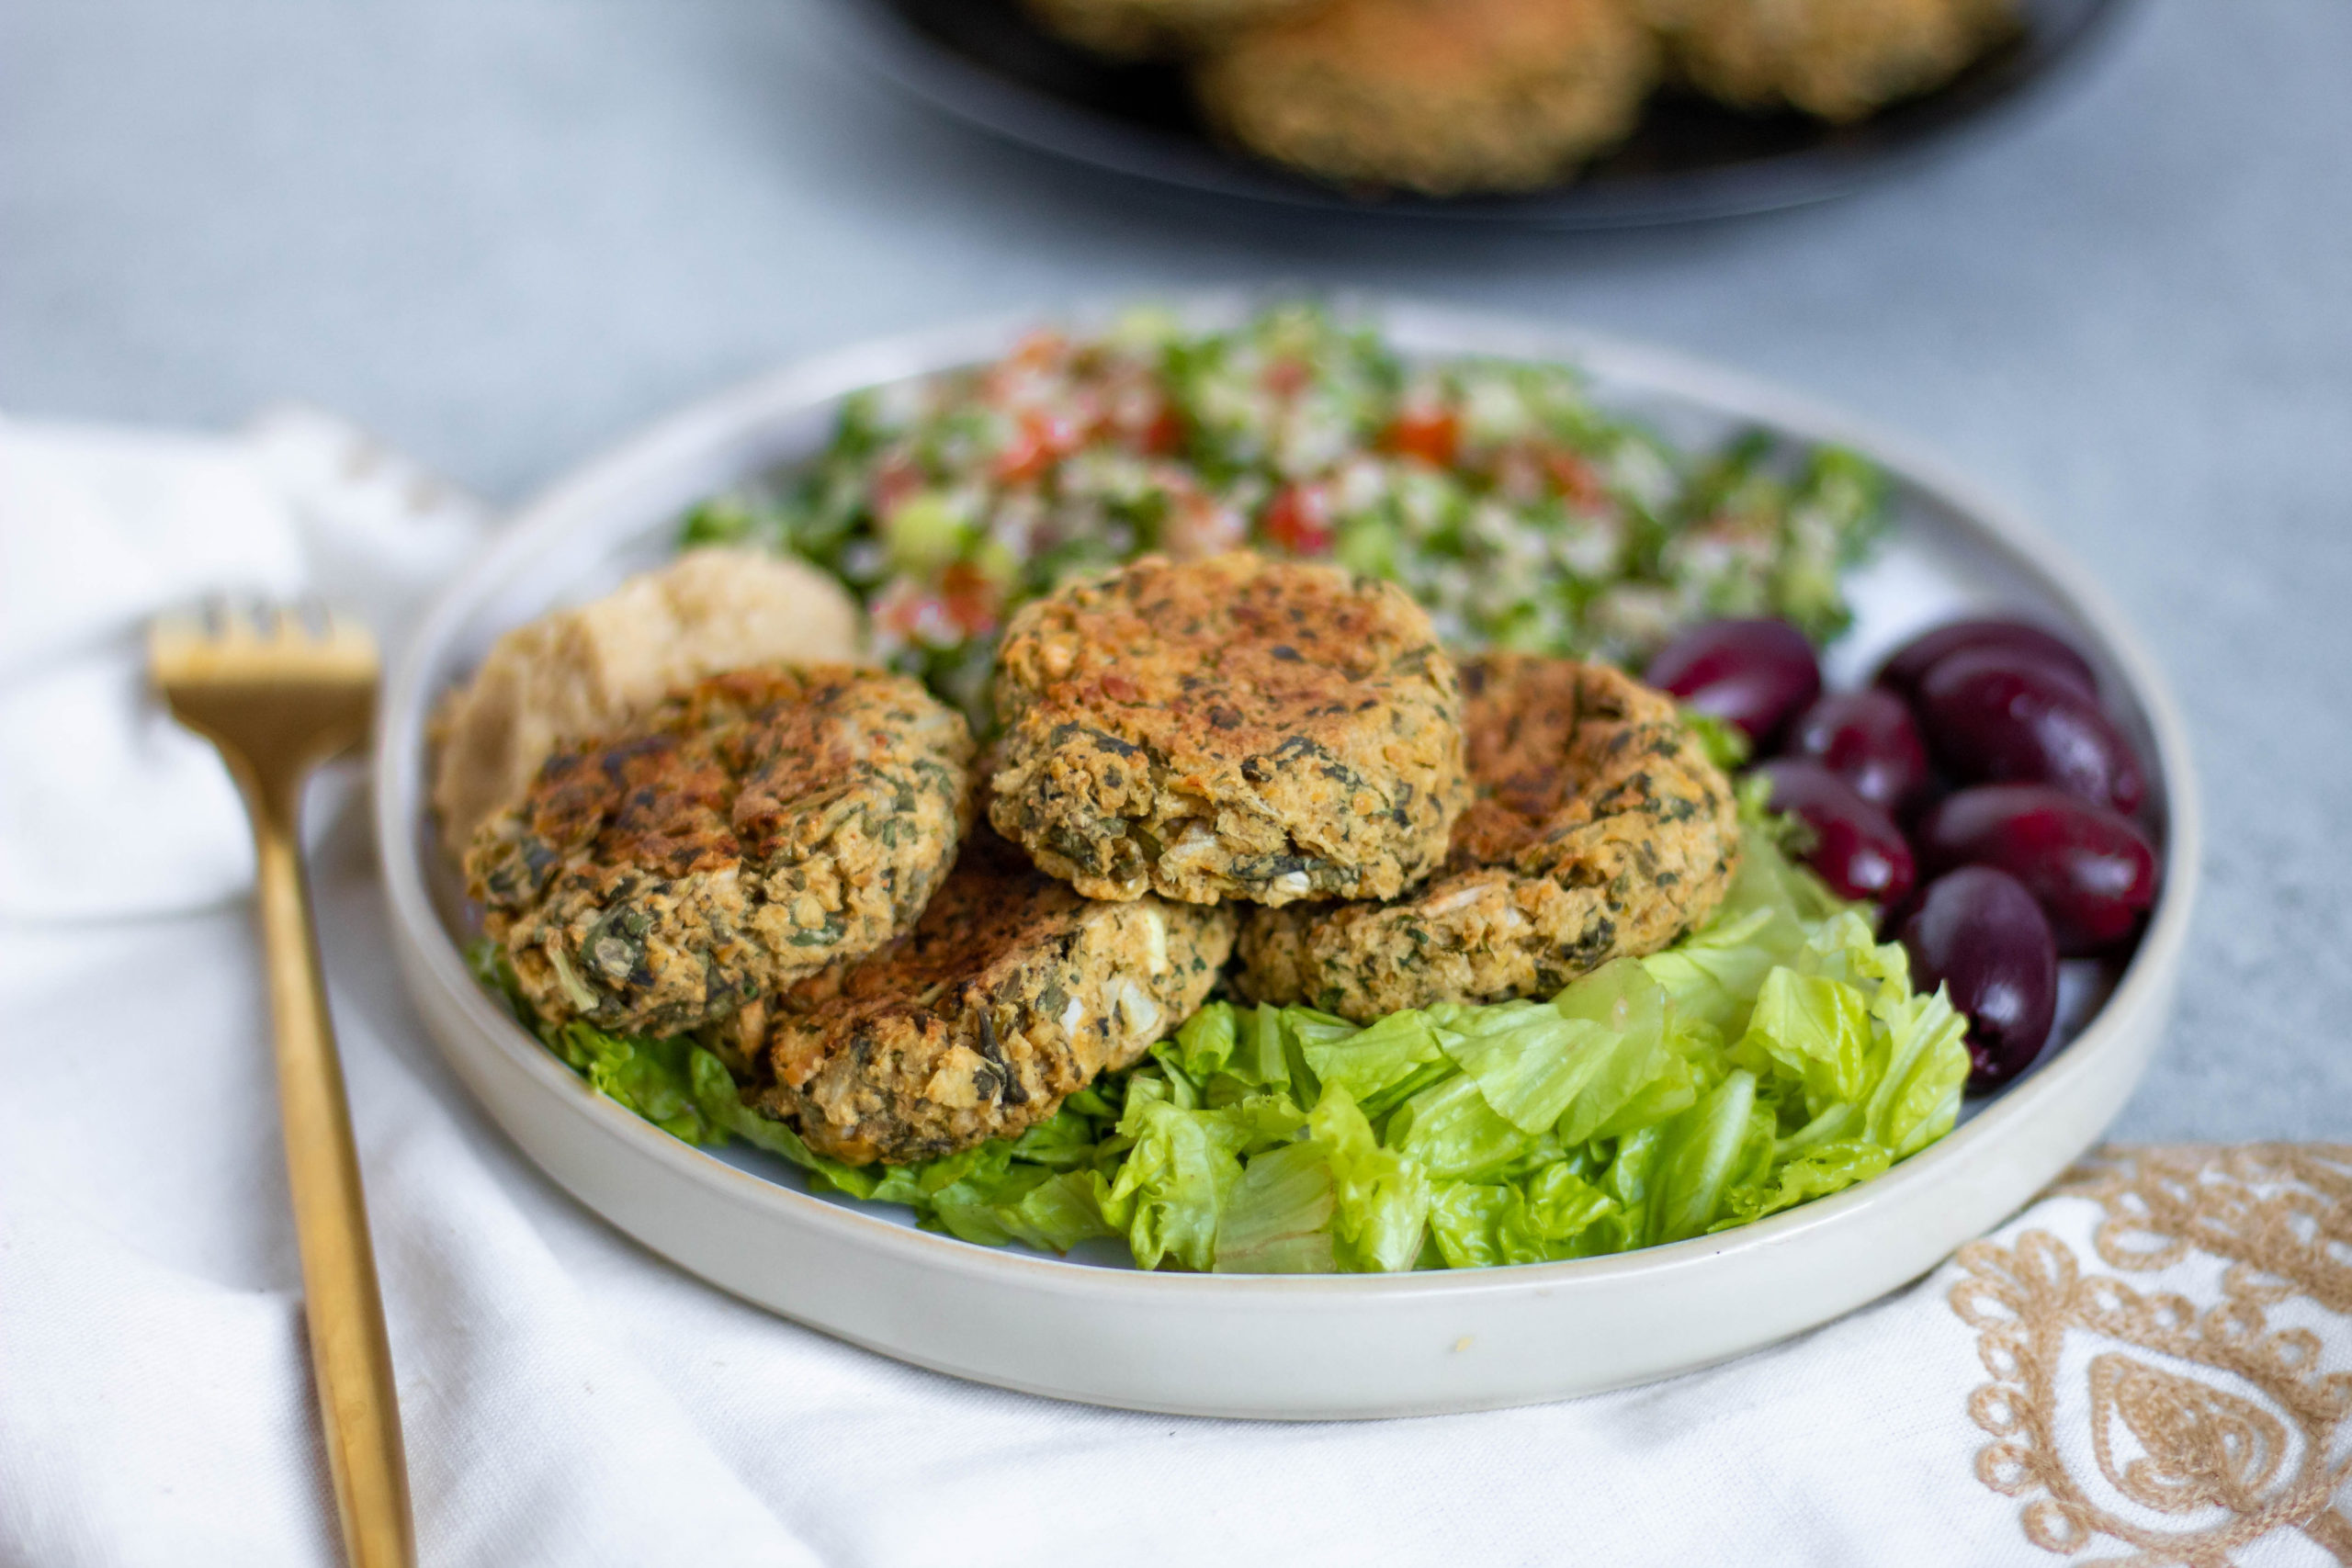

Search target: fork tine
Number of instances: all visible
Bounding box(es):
[149,599,382,687]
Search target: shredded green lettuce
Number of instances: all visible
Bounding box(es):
[471,798,1968,1272]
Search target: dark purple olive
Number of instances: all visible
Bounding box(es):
[1783,688,1931,812]
[1916,784,2160,956]
[1900,867,2059,1091]
[1645,618,1821,746]
[1916,648,2146,816]
[1875,617,2098,701]
[1754,759,1916,907]
[1902,773,1955,830]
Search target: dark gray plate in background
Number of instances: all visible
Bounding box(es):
[817,0,2135,226]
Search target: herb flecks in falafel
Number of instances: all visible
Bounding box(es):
[468,665,974,1036]
[989,552,1470,906]
[752,830,1237,1166]
[1239,653,1739,1020]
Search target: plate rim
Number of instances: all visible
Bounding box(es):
[375,291,2201,1311]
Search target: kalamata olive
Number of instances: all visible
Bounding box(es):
[1783,688,1931,812]
[1899,867,2058,1091]
[1916,784,2160,956]
[1916,649,2146,815]
[1754,759,1916,907]
[1875,617,2098,701]
[1645,618,1821,746]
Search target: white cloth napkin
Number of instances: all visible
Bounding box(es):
[0,409,485,921]
[3,419,2346,1568]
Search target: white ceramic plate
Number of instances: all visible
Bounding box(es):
[375,297,2199,1419]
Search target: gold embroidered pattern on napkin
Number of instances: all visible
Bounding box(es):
[1950,1144,2352,1565]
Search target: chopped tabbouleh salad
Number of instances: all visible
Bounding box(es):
[460,303,1956,1274]
[684,303,1886,722]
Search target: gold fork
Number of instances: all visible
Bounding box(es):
[150,604,414,1568]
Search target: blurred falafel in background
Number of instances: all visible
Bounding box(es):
[1195,0,1659,196]
[1023,0,2022,194]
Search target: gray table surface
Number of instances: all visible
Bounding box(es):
[4,0,2345,1140]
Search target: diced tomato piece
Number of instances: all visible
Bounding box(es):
[939,560,1003,637]
[872,455,924,516]
[1100,672,1140,703]
[1544,450,1605,508]
[1384,407,1460,468]
[1143,400,1186,456]
[1262,482,1334,556]
[1262,356,1310,397]
[995,427,1045,486]
[996,409,1082,485]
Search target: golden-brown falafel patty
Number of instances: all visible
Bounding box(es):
[1238,653,1739,1021]
[751,831,1237,1166]
[1194,0,1659,196]
[468,665,973,1036]
[1639,0,2016,121]
[989,552,1469,907]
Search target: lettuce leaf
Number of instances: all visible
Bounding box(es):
[1421,960,1677,1148]
[1297,1008,1446,1107]
[1861,987,1971,1159]
[1213,1143,1338,1274]
[1641,809,1840,1037]
[1427,1000,1584,1133]
[1712,1140,1892,1231]
[1427,1163,1625,1269]
[1308,1086,1430,1273]
[1386,1072,1537,1181]
[1548,960,1681,1145]
[1166,1000,1240,1079]
[1735,968,1874,1112]
[1099,1075,1305,1271]
[1643,1068,1773,1245]
[933,1168,1117,1253]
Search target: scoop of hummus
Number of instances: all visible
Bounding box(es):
[430,546,866,859]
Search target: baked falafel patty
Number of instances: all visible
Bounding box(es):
[1638,0,2015,121]
[1238,653,1738,1021]
[1194,0,1658,197]
[749,832,1237,1166]
[1022,0,1318,60]
[468,665,973,1036]
[989,552,1469,907]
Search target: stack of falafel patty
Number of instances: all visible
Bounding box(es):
[464,551,1741,1198]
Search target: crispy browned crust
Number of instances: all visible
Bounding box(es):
[1195,0,1658,196]
[988,552,1469,907]
[1237,654,1739,1020]
[752,832,1237,1165]
[468,665,973,1035]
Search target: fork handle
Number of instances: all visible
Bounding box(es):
[249,783,415,1568]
